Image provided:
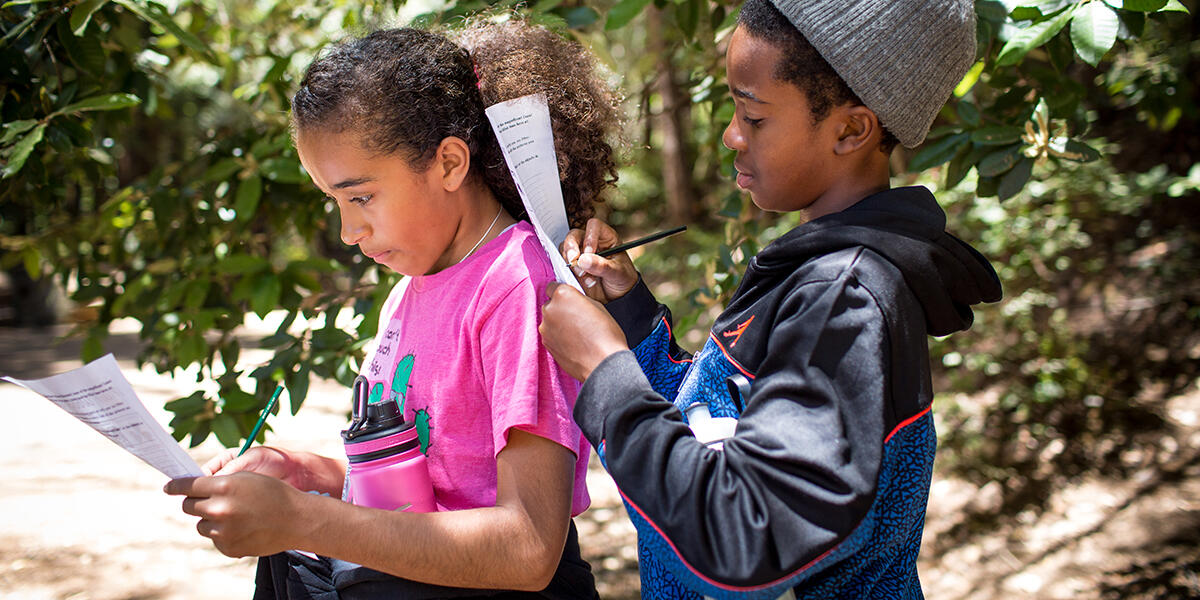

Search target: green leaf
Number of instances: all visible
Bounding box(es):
[221,388,259,412]
[235,174,263,221]
[606,0,652,30]
[185,416,211,446]
[954,61,985,97]
[944,143,993,190]
[21,246,41,279]
[676,0,700,40]
[251,274,282,317]
[1071,1,1119,66]
[908,133,969,172]
[57,17,106,74]
[249,135,285,159]
[1158,0,1188,12]
[1,120,39,145]
[169,417,194,442]
[1116,9,1146,36]
[260,157,305,184]
[215,254,269,274]
[1055,139,1102,162]
[976,175,1000,198]
[184,279,210,309]
[52,93,140,117]
[165,391,207,417]
[283,268,321,293]
[146,258,179,274]
[561,6,600,28]
[220,340,241,372]
[82,329,107,363]
[996,6,1076,66]
[998,157,1034,200]
[177,330,207,366]
[3,0,58,5]
[1010,0,1071,21]
[204,157,242,182]
[971,125,1025,145]
[943,147,973,191]
[286,367,310,415]
[977,0,1008,22]
[113,0,209,56]
[2,124,46,179]
[211,412,242,448]
[1109,0,1168,11]
[956,101,981,127]
[978,145,1025,177]
[70,0,110,35]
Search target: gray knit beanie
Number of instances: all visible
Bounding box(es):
[769,0,976,148]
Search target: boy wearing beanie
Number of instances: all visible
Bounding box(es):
[541,0,1002,598]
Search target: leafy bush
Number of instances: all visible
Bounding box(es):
[931,154,1199,492]
[2,0,1195,475]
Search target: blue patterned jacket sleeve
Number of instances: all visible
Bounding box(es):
[603,277,693,401]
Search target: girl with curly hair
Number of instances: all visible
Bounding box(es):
[167,18,622,600]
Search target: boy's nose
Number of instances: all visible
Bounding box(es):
[722,118,746,152]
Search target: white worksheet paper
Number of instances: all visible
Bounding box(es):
[485,94,584,293]
[3,353,204,479]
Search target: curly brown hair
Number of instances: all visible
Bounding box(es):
[290,19,623,228]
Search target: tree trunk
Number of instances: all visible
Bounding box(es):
[647,7,696,225]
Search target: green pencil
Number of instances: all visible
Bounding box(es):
[238,384,283,457]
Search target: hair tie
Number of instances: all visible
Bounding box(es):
[472,59,483,90]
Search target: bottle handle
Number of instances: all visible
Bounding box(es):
[345,375,370,439]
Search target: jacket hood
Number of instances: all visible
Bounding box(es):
[748,186,1002,336]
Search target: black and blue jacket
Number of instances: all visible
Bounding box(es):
[573,187,1002,599]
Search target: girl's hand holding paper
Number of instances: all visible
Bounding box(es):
[165,471,317,558]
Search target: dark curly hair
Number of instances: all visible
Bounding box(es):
[290,19,622,228]
[737,0,899,154]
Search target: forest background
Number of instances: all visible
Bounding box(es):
[1,0,1198,597]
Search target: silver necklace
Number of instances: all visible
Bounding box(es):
[456,206,504,265]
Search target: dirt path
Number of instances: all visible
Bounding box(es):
[918,385,1200,600]
[2,322,1197,599]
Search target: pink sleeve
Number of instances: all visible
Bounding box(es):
[477,257,582,458]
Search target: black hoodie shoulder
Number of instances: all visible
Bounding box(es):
[746,186,1001,336]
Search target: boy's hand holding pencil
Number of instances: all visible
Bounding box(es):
[562,219,683,304]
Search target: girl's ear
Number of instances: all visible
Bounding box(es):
[434,136,472,192]
[832,105,881,156]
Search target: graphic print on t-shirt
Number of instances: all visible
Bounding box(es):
[367,353,415,409]
[386,352,431,453]
[414,407,432,454]
[391,353,415,413]
[368,340,433,454]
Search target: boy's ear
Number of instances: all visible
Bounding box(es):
[832,105,882,156]
[434,136,472,192]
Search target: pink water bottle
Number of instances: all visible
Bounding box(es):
[342,376,437,512]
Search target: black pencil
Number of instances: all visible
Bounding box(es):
[595,225,687,258]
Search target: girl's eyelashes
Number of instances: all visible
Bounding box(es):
[324,194,373,205]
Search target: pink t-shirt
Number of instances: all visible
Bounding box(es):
[357,221,590,515]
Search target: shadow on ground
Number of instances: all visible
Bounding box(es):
[0,324,143,380]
